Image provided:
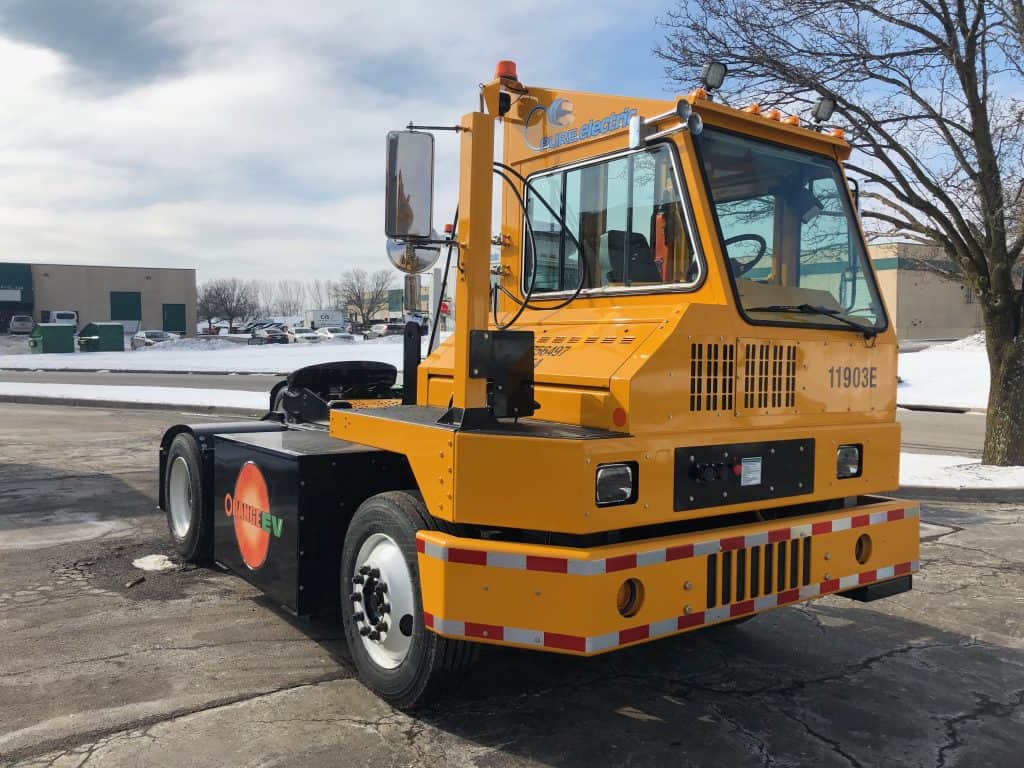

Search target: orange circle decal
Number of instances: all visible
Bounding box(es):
[225,461,271,570]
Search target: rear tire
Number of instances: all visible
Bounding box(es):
[164,433,212,564]
[341,491,477,709]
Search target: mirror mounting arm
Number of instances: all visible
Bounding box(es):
[405,123,469,133]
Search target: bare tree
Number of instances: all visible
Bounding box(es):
[201,278,259,332]
[336,269,396,326]
[197,283,220,333]
[276,280,307,317]
[254,280,278,317]
[658,0,1024,465]
[307,279,328,309]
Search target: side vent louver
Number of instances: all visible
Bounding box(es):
[742,342,797,410]
[689,342,736,412]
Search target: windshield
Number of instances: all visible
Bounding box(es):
[695,128,886,333]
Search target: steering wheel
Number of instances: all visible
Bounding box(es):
[724,233,768,277]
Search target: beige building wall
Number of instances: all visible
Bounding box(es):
[30,264,197,333]
[868,242,983,341]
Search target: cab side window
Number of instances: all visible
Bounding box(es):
[524,144,698,293]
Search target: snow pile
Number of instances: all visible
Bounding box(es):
[0,336,29,355]
[0,382,267,409]
[900,452,1024,489]
[929,332,986,352]
[137,337,243,352]
[898,335,988,409]
[132,554,176,572]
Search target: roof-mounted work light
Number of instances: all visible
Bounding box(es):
[700,62,728,91]
[812,96,836,123]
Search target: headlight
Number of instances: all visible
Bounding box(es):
[837,444,862,478]
[595,462,638,506]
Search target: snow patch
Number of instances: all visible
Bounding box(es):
[0,337,432,374]
[900,452,1024,489]
[132,554,176,572]
[898,334,988,409]
[0,382,267,409]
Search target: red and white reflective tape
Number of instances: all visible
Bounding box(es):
[423,560,919,654]
[417,506,917,577]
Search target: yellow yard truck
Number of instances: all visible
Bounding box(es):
[159,61,919,707]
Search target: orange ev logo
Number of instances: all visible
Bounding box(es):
[223,461,282,570]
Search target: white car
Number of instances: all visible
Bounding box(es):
[48,310,79,326]
[286,326,321,343]
[7,315,34,334]
[316,326,355,342]
[131,329,180,350]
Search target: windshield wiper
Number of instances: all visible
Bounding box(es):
[745,304,880,338]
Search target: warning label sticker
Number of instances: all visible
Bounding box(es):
[741,457,763,487]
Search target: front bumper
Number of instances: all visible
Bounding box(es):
[416,497,919,655]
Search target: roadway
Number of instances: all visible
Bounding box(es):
[0,369,988,456]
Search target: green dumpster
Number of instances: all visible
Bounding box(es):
[78,322,125,352]
[28,323,75,354]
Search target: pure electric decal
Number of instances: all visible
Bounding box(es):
[223,461,282,570]
[523,97,638,151]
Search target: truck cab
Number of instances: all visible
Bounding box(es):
[159,62,918,708]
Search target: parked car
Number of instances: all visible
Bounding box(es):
[7,315,34,334]
[315,326,355,342]
[366,323,389,339]
[255,327,289,344]
[285,325,321,343]
[46,310,79,327]
[131,330,180,350]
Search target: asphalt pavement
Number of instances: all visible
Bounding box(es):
[1,403,1022,767]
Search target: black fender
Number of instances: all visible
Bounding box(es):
[157,421,287,513]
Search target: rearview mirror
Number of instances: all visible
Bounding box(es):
[385,131,434,239]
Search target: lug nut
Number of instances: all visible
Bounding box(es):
[353,611,364,621]
[352,575,364,585]
[369,568,381,579]
[376,621,388,632]
[369,630,381,640]
[381,602,391,614]
[349,593,361,602]
[359,626,371,636]
[379,583,388,594]
[359,566,370,575]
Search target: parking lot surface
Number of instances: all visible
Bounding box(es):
[1,403,1022,767]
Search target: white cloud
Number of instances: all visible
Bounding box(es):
[0,1,660,281]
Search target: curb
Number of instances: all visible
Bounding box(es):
[897,403,982,414]
[0,394,263,417]
[896,484,1023,504]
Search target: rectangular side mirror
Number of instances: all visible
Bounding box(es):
[385,131,435,239]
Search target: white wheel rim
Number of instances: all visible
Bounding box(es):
[168,456,193,540]
[350,533,416,669]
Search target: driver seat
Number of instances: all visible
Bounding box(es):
[599,230,661,284]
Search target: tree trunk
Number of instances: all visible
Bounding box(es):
[982,328,1024,465]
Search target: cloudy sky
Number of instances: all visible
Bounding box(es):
[0,0,670,282]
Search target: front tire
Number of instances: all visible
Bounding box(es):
[164,433,212,563]
[341,491,476,709]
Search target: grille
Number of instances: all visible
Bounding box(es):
[706,538,812,608]
[689,342,736,412]
[741,342,797,410]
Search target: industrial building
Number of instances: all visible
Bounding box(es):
[0,263,196,334]
[869,243,983,341]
